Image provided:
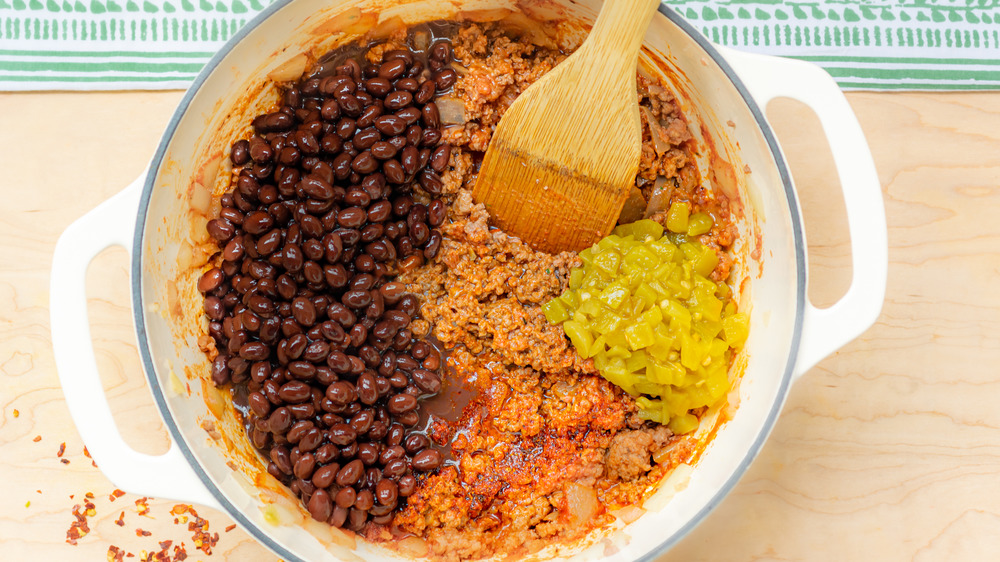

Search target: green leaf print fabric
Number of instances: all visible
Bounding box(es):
[0,0,998,91]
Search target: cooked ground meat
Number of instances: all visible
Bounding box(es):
[400,191,589,374]
[605,426,674,482]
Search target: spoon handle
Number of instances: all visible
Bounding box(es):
[585,0,662,66]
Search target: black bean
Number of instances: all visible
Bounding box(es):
[373,115,406,136]
[206,218,235,242]
[230,139,250,166]
[400,146,419,176]
[382,458,406,479]
[434,68,458,90]
[411,221,430,245]
[414,79,436,104]
[268,408,293,435]
[335,486,357,509]
[364,77,392,97]
[370,141,398,160]
[238,341,268,361]
[354,491,375,514]
[320,133,343,155]
[326,380,357,405]
[330,505,348,528]
[403,433,430,455]
[353,126,381,150]
[219,206,244,225]
[405,124,423,147]
[429,144,451,174]
[320,98,341,121]
[307,489,333,522]
[248,136,273,163]
[254,230,281,256]
[411,449,443,471]
[388,393,417,415]
[419,169,444,194]
[396,106,421,125]
[279,380,312,405]
[342,289,372,309]
[412,368,442,394]
[338,207,367,229]
[375,479,398,505]
[398,474,417,497]
[351,152,379,174]
[384,90,412,111]
[210,354,230,385]
[328,423,357,446]
[422,102,440,129]
[336,459,365,487]
[383,159,405,184]
[430,41,451,62]
[378,59,407,81]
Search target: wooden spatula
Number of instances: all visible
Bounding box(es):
[473,0,661,254]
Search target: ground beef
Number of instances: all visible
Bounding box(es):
[400,191,589,374]
[604,426,674,482]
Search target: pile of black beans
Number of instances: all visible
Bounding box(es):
[197,39,457,531]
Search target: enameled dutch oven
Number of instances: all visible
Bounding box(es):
[51,0,887,560]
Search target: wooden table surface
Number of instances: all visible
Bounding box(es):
[1,89,998,561]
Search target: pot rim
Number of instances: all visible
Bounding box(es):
[131,2,805,560]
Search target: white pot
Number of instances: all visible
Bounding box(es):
[50,0,887,560]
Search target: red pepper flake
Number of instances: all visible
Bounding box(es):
[135,528,152,537]
[115,511,126,527]
[224,524,236,532]
[110,489,126,502]
[135,497,150,517]
[107,545,126,562]
[169,505,190,516]
[85,492,95,499]
[57,442,66,457]
[83,446,91,458]
[36,490,41,494]
[61,458,70,464]
[65,501,96,545]
[168,505,219,555]
[33,435,41,442]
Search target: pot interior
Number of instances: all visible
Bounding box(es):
[134,0,803,560]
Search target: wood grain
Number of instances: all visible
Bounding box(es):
[1,90,997,561]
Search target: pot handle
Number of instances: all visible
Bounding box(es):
[719,48,888,378]
[50,172,222,510]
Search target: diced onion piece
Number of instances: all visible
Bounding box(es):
[412,30,431,51]
[644,176,671,218]
[618,186,646,224]
[615,504,645,524]
[268,54,309,83]
[370,15,405,39]
[565,482,601,525]
[641,106,670,156]
[503,12,557,49]
[436,97,466,125]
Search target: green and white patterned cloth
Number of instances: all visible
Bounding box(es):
[1,0,999,91]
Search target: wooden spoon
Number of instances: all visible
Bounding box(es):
[472,0,661,254]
